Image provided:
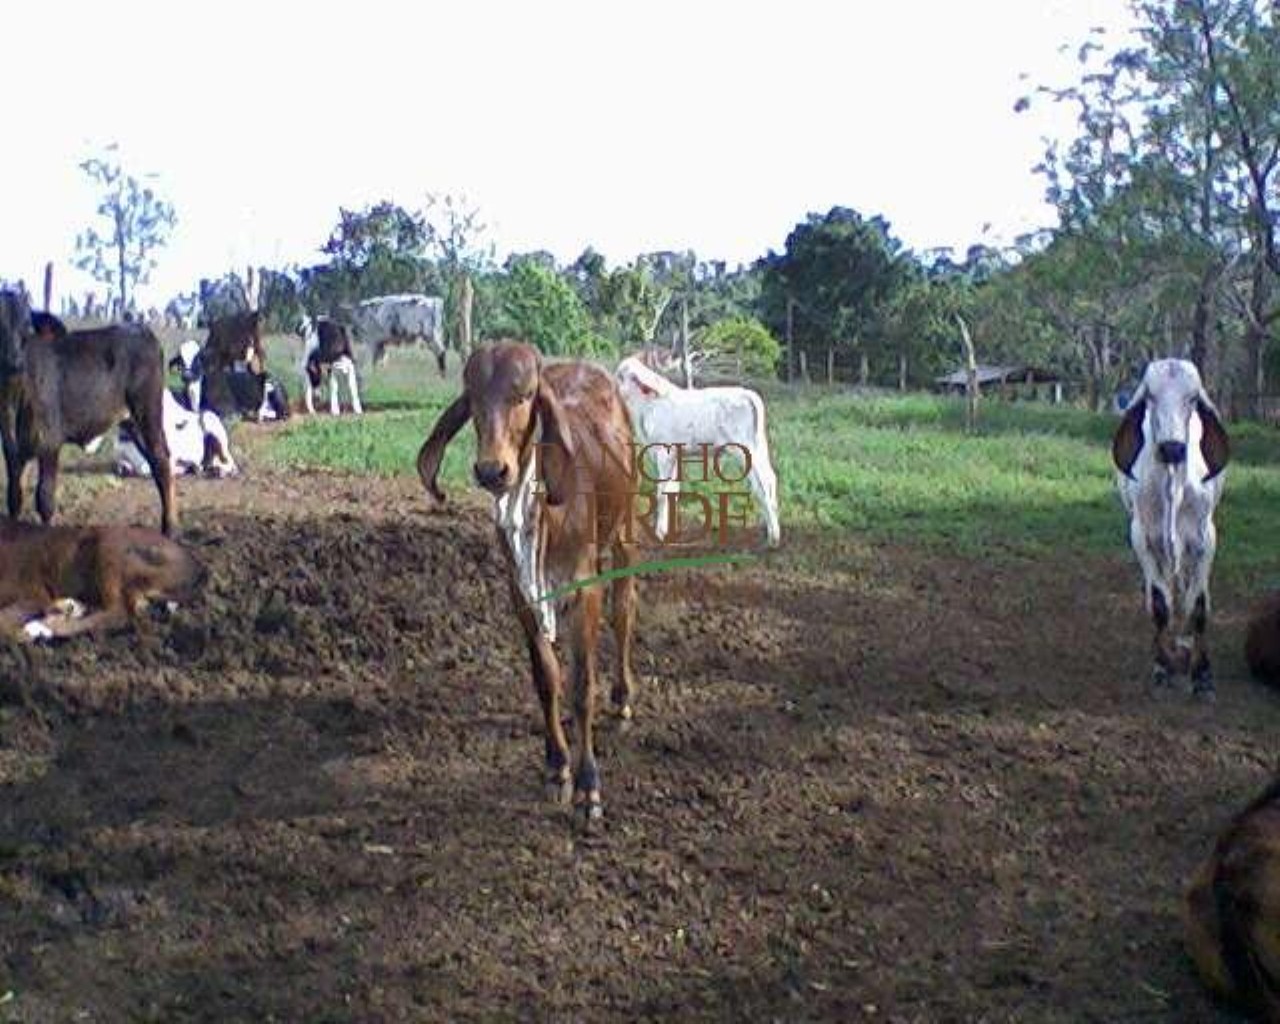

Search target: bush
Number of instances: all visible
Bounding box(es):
[501,260,594,356]
[700,317,781,377]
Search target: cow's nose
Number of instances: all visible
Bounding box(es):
[474,460,510,492]
[1157,441,1187,464]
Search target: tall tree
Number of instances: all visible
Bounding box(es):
[74,145,176,315]
[757,207,912,382]
[423,192,493,360]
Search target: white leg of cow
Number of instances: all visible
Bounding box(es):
[344,359,363,415]
[302,370,316,415]
[652,448,679,542]
[746,452,782,547]
[329,369,341,416]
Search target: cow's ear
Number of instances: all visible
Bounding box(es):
[1112,396,1146,478]
[536,378,575,507]
[416,393,471,504]
[1197,395,1230,481]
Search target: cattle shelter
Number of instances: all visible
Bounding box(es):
[934,364,1066,403]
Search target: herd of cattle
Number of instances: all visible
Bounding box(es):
[6,280,1280,1017]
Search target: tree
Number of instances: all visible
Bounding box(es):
[423,192,494,359]
[1021,1,1280,414]
[698,317,781,378]
[757,207,913,383]
[497,258,607,356]
[74,146,176,314]
[314,200,436,307]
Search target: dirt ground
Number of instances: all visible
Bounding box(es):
[2,432,1278,1023]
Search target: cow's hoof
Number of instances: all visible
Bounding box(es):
[546,774,572,806]
[576,794,604,832]
[1192,669,1216,703]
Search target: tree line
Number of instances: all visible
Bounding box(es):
[66,0,1280,413]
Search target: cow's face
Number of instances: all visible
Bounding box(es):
[416,341,576,508]
[206,311,266,375]
[1113,359,1230,481]
[466,344,543,496]
[0,289,31,376]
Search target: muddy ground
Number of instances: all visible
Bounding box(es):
[1,436,1278,1022]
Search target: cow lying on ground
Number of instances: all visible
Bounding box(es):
[349,293,446,374]
[297,315,362,415]
[1112,359,1230,698]
[114,390,237,479]
[0,289,176,535]
[169,337,289,422]
[0,520,205,642]
[1185,776,1280,1020]
[418,341,639,828]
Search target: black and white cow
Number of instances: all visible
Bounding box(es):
[169,339,289,422]
[348,293,447,374]
[115,390,238,479]
[297,315,362,415]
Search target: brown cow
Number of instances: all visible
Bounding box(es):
[1186,776,1280,1020]
[0,289,176,535]
[417,341,639,827]
[0,519,205,641]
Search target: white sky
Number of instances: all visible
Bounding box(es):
[0,0,1134,308]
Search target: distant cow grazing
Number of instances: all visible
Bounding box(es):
[349,294,446,374]
[297,315,362,415]
[0,289,176,535]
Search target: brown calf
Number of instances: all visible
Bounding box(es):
[1186,777,1280,1020]
[0,290,176,535]
[203,310,266,376]
[417,341,639,827]
[0,520,205,641]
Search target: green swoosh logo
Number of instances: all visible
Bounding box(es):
[536,552,760,603]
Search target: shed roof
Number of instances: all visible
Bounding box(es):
[935,364,1063,387]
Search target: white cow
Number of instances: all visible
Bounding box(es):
[615,355,780,547]
[1112,358,1230,698]
[348,294,446,372]
[114,390,238,479]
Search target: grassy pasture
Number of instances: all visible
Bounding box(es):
[257,338,1280,588]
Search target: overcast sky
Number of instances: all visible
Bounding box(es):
[0,0,1134,307]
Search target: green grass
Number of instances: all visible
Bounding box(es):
[258,345,1280,585]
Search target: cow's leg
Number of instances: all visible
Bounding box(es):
[3,436,24,520]
[746,452,782,548]
[1150,584,1175,693]
[301,370,316,415]
[344,359,363,415]
[328,367,341,416]
[567,586,604,827]
[652,447,679,542]
[1190,593,1215,701]
[130,393,177,536]
[34,448,60,525]
[512,580,571,803]
[609,540,638,720]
